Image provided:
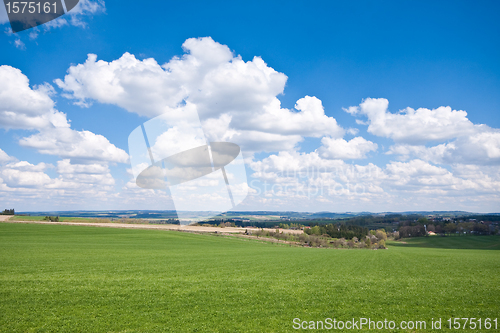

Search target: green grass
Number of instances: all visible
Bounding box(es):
[392,235,500,250]
[8,216,110,223]
[0,223,499,332]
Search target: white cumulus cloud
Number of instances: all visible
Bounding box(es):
[0,149,15,163]
[347,98,476,144]
[55,37,344,153]
[0,65,128,163]
[0,66,68,130]
[20,128,129,163]
[387,128,500,165]
[0,162,52,188]
[318,136,378,159]
[348,97,500,166]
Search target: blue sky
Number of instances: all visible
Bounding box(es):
[1,0,499,213]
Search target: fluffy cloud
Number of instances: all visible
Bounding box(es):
[387,144,448,162]
[245,97,344,138]
[0,65,128,163]
[55,37,344,153]
[56,38,285,118]
[3,37,499,212]
[385,159,459,189]
[346,98,476,143]
[248,150,500,211]
[250,151,384,194]
[347,97,500,166]
[5,161,52,172]
[384,159,500,196]
[54,159,115,186]
[57,159,109,174]
[1,168,52,188]
[0,161,52,188]
[0,66,68,130]
[0,149,14,163]
[55,53,174,113]
[387,128,500,165]
[454,130,500,163]
[318,136,378,159]
[248,150,389,211]
[0,154,172,211]
[0,157,117,206]
[451,164,500,193]
[20,128,129,163]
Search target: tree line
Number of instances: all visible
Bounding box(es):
[398,218,496,238]
[304,223,369,240]
[247,228,389,249]
[1,209,15,215]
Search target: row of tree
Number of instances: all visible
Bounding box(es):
[398,225,426,238]
[1,209,15,215]
[398,222,495,238]
[304,223,369,240]
[278,223,303,230]
[247,228,387,249]
[438,222,492,235]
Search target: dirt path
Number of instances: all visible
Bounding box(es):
[1,218,303,235]
[0,215,12,222]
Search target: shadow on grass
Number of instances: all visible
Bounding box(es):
[389,235,500,250]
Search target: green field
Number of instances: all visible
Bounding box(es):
[392,235,500,250]
[0,223,499,332]
[7,216,110,223]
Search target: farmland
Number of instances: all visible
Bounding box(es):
[0,222,499,332]
[7,215,108,223]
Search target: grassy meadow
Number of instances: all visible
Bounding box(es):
[0,222,499,332]
[7,216,111,223]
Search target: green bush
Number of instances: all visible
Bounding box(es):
[378,239,386,249]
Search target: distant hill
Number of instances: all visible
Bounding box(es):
[16,210,500,220]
